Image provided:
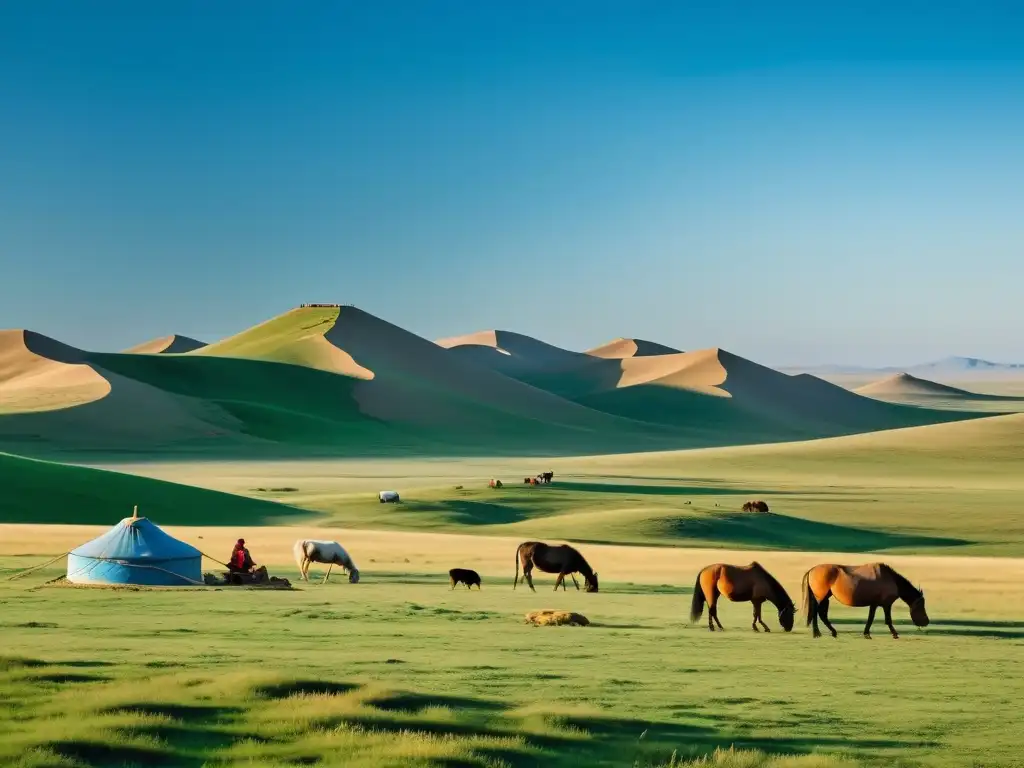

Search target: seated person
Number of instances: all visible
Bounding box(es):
[228,538,255,572]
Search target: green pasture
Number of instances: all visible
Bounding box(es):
[1,567,1020,767]
[5,409,1024,557]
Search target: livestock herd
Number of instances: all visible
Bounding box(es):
[294,536,930,640]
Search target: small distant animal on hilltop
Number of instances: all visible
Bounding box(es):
[541,471,554,484]
[742,500,770,513]
[489,478,503,488]
[449,568,482,590]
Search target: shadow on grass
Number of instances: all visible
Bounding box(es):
[365,691,506,714]
[105,703,243,721]
[555,481,779,497]
[254,680,361,699]
[48,741,178,766]
[650,512,971,552]
[17,668,934,768]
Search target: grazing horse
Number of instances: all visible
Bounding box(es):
[293,540,360,584]
[742,500,770,513]
[802,563,929,639]
[542,471,554,484]
[514,541,598,592]
[690,562,795,633]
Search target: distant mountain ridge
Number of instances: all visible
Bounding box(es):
[782,356,1024,376]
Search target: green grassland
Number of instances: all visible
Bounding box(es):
[5,413,1024,556]
[1,566,1020,767]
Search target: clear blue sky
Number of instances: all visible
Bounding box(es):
[2,1,1022,366]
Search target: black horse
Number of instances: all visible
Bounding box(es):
[514,541,598,592]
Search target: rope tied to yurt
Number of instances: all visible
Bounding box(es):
[3,551,73,581]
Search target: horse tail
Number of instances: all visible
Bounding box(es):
[514,543,521,589]
[801,569,817,627]
[689,570,706,623]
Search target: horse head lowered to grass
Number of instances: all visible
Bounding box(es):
[690,562,795,633]
[513,541,598,592]
[293,540,360,584]
[802,562,929,639]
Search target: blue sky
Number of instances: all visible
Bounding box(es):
[1,1,1022,366]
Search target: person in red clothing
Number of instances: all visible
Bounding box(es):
[228,538,255,573]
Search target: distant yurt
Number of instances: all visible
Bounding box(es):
[66,508,202,586]
[378,490,400,503]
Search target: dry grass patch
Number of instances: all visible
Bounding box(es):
[525,610,590,627]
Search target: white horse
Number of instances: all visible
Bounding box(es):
[293,540,360,584]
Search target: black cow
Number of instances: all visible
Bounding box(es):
[449,568,482,590]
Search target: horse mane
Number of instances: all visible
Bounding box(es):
[879,563,921,601]
[751,562,793,607]
[570,545,595,578]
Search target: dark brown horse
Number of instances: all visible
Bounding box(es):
[742,500,770,513]
[802,562,929,639]
[690,562,795,632]
[514,541,598,592]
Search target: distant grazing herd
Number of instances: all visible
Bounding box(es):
[297,475,929,639]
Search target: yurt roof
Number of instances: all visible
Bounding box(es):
[70,514,200,561]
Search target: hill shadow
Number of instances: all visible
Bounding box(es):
[649,512,970,552]
[554,481,780,497]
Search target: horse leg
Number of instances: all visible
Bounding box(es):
[753,599,771,633]
[571,573,579,590]
[882,601,899,639]
[711,604,725,631]
[450,575,456,590]
[554,572,566,591]
[525,566,536,592]
[322,563,333,584]
[817,598,838,638]
[863,604,877,639]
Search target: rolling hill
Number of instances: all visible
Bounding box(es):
[124,335,207,354]
[0,305,989,459]
[585,337,682,358]
[0,451,308,525]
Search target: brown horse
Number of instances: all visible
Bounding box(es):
[802,563,929,639]
[514,541,598,592]
[690,562,795,632]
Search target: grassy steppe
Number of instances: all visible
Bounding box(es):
[75,413,1024,557]
[1,550,1021,767]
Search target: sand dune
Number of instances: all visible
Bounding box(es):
[437,329,588,372]
[586,337,681,359]
[0,330,110,413]
[614,348,729,395]
[0,307,980,457]
[320,309,659,435]
[0,330,239,447]
[195,306,374,380]
[855,372,1015,401]
[124,334,207,354]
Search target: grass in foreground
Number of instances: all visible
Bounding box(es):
[1,564,1021,766]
